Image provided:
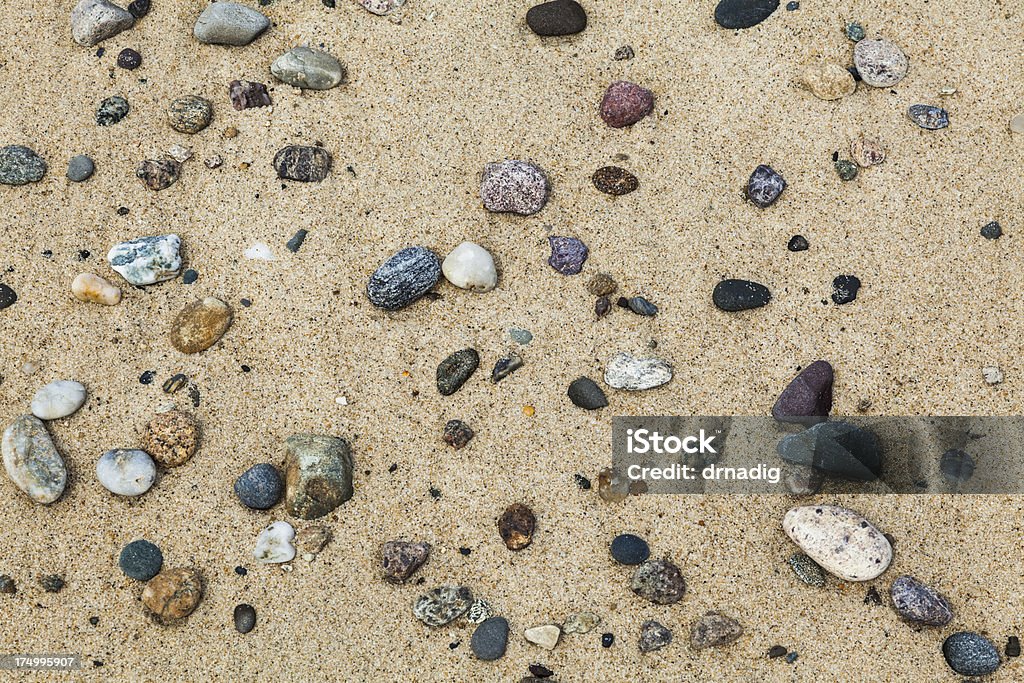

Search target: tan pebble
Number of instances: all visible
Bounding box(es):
[224,126,239,138]
[141,409,200,467]
[1010,113,1024,134]
[800,63,856,101]
[142,568,202,623]
[71,273,121,305]
[170,297,233,354]
[296,525,332,556]
[850,136,886,167]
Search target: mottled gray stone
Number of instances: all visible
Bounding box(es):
[366,246,441,310]
[2,415,67,504]
[0,145,47,185]
[71,0,135,47]
[284,434,354,519]
[107,234,181,285]
[271,47,346,90]
[273,146,332,182]
[480,160,550,215]
[67,155,95,182]
[136,159,181,191]
[193,2,270,46]
[413,585,473,626]
[96,95,129,126]
[890,575,953,626]
[168,96,213,134]
[604,352,672,391]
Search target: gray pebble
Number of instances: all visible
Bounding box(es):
[413,585,473,627]
[471,616,509,660]
[96,95,129,126]
[787,552,826,587]
[631,559,686,604]
[271,47,346,90]
[118,539,163,581]
[639,620,672,652]
[690,611,743,649]
[480,160,550,215]
[168,96,213,134]
[366,246,441,310]
[70,0,135,47]
[234,463,283,509]
[567,376,608,410]
[746,164,786,208]
[136,159,181,191]
[943,632,1000,676]
[0,145,47,185]
[890,575,953,626]
[908,104,949,130]
[233,603,257,633]
[286,229,308,252]
[193,2,270,46]
[621,296,658,316]
[437,349,479,395]
[274,146,332,182]
[67,155,95,182]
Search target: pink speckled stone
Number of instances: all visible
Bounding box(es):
[599,81,654,128]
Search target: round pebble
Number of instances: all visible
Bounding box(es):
[442,241,497,292]
[610,533,650,565]
[567,376,608,410]
[713,279,772,311]
[234,603,257,634]
[67,155,95,181]
[943,632,1001,676]
[853,39,909,87]
[96,448,156,496]
[119,539,163,581]
[471,616,510,661]
[850,136,885,167]
[168,96,213,134]
[96,95,129,126]
[141,409,200,467]
[480,160,550,215]
[498,503,536,551]
[845,22,865,41]
[30,379,87,420]
[599,81,654,128]
[835,159,858,181]
[587,272,617,296]
[592,166,639,195]
[0,145,46,185]
[234,463,284,509]
[940,448,975,483]
[116,48,141,69]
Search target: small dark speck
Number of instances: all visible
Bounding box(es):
[41,250,53,258]
[78,250,91,260]
[139,370,156,384]
[241,364,251,373]
[93,661,104,668]
[89,616,99,626]
[429,486,441,499]
[182,269,198,285]
[240,298,252,307]
[388,463,398,473]
[785,652,799,664]
[117,206,129,216]
[864,587,882,605]
[768,645,788,658]
[458,547,471,556]
[95,48,105,57]
[448,640,460,650]
[235,566,248,576]
[346,165,356,177]
[574,473,591,490]
[831,151,839,162]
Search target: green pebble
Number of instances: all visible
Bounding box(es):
[835,160,858,181]
[788,552,826,587]
[845,22,865,42]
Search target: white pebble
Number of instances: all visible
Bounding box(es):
[983,366,1003,385]
[168,144,193,162]
[1010,113,1024,134]
[783,505,893,581]
[442,241,497,292]
[30,380,87,420]
[603,352,673,391]
[254,521,296,563]
[72,273,122,305]
[524,624,561,650]
[96,449,156,496]
[244,242,275,261]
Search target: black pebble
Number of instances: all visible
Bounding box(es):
[981,221,1002,239]
[470,616,509,661]
[863,586,882,605]
[128,0,150,18]
[787,235,809,252]
[601,633,614,648]
[574,474,591,490]
[182,269,198,284]
[235,566,248,576]
[89,616,99,626]
[715,0,780,30]
[847,66,862,81]
[117,48,142,70]
[595,296,611,317]
[529,664,554,678]
[233,604,256,634]
[286,229,308,252]
[459,547,471,556]
[567,376,608,410]
[1007,636,1021,657]
[610,533,650,565]
[746,164,786,208]
[0,283,17,310]
[526,0,588,36]
[831,275,861,304]
[323,0,336,6]
[118,540,163,581]
[139,370,156,384]
[240,298,252,307]
[768,645,788,658]
[117,206,129,215]
[785,0,798,9]
[713,279,772,311]
[437,348,480,396]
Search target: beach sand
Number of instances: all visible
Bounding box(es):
[1,0,1023,680]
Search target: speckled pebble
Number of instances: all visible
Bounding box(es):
[234,603,256,634]
[604,352,672,391]
[943,632,1001,676]
[587,273,617,296]
[783,505,893,581]
[890,575,953,626]
[853,39,908,88]
[118,539,163,581]
[547,236,588,275]
[690,612,743,649]
[107,234,181,284]
[787,552,826,587]
[437,348,479,395]
[366,246,441,310]
[2,415,67,504]
[599,81,654,128]
[96,95,129,126]
[850,136,885,167]
[234,463,283,509]
[631,559,686,604]
[168,96,213,134]
[273,146,332,182]
[136,159,181,191]
[713,279,771,311]
[116,48,141,69]
[442,420,474,449]
[480,160,550,215]
[639,620,672,653]
[907,104,949,130]
[382,540,431,583]
[746,164,785,208]
[0,283,16,309]
[0,146,47,185]
[229,80,271,110]
[498,503,535,551]
[413,585,473,627]
[141,409,200,468]
[831,274,861,304]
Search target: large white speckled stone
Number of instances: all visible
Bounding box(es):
[254,521,296,563]
[107,234,181,285]
[603,352,672,391]
[96,449,156,496]
[442,241,497,292]
[30,380,87,420]
[2,415,67,504]
[783,505,892,581]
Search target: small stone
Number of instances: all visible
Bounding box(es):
[491,354,524,382]
[787,552,826,587]
[509,328,533,345]
[96,449,156,496]
[772,360,834,423]
[746,164,786,207]
[274,146,332,182]
[610,533,650,565]
[254,521,296,563]
[170,297,233,354]
[0,576,15,594]
[604,352,672,391]
[244,242,274,261]
[599,81,654,128]
[67,155,96,181]
[845,22,865,41]
[787,235,809,252]
[96,95,129,126]
[713,279,772,311]
[714,0,779,29]
[498,503,535,551]
[442,241,497,292]
[548,236,588,275]
[853,39,908,88]
[567,377,608,410]
[467,599,493,623]
[142,568,203,623]
[801,63,856,100]
[890,575,953,626]
[831,274,861,304]
[620,296,658,316]
[168,96,213,134]
[1011,113,1024,134]
[632,559,685,604]
[943,632,1001,676]
[835,159,858,181]
[524,624,561,650]
[850,136,885,167]
[940,449,975,483]
[783,505,893,581]
[595,296,611,317]
[228,80,271,111]
[0,146,47,185]
[587,273,617,296]
[480,160,550,215]
[108,234,181,285]
[471,617,510,661]
[442,420,474,449]
[366,246,441,310]
[204,155,223,169]
[864,586,883,605]
[234,604,256,634]
[982,366,1003,385]
[1007,636,1021,658]
[284,433,354,519]
[286,229,308,252]
[381,540,431,583]
[141,409,200,467]
[271,47,346,90]
[296,525,332,558]
[437,349,479,395]
[127,0,149,18]
[413,585,473,626]
[71,0,135,47]
[40,575,65,593]
[908,104,949,130]
[358,0,405,15]
[0,284,16,309]
[563,611,600,634]
[602,633,614,647]
[2,415,67,504]
[528,664,554,678]
[768,645,788,658]
[30,380,87,420]
[234,463,283,509]
[136,159,181,191]
[526,0,587,36]
[690,612,743,649]
[118,540,163,580]
[639,620,672,653]
[193,2,270,46]
[613,45,634,60]
[777,421,881,480]
[168,144,192,162]
[116,48,141,69]
[980,221,1002,240]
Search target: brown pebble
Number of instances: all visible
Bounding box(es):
[592,166,639,195]
[850,136,886,167]
[136,159,180,191]
[498,503,536,551]
[169,297,233,354]
[595,296,611,317]
[690,611,743,649]
[587,273,618,297]
[442,420,474,449]
[141,409,200,467]
[224,126,239,138]
[380,540,431,583]
[296,525,332,556]
[141,568,203,623]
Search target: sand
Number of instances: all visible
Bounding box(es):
[1,0,1023,680]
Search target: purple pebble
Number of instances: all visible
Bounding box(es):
[599,81,654,128]
[547,236,588,275]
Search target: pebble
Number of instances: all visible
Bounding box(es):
[509,328,532,345]
[831,274,861,304]
[234,604,257,634]
[982,366,1003,386]
[442,420,474,449]
[639,620,672,653]
[563,611,601,634]
[116,47,141,69]
[205,155,224,169]
[778,421,881,480]
[0,146,47,185]
[193,2,270,46]
[599,81,654,128]
[690,612,743,649]
[845,22,865,42]
[40,575,65,592]
[548,236,588,275]
[980,221,1002,240]
[141,409,200,467]
[244,242,274,260]
[491,354,523,382]
[713,278,771,311]
[0,284,15,310]
[787,235,809,252]
[168,96,213,134]
[413,585,473,626]
[70,0,135,47]
[142,567,203,623]
[614,45,634,60]
[170,297,233,354]
[1011,113,1024,134]
[610,533,650,565]
[890,575,953,626]
[229,80,271,110]
[1007,636,1021,658]
[631,559,686,604]
[234,463,283,509]
[772,360,833,423]
[30,380,87,420]
[853,39,909,88]
[284,433,354,519]
[274,146,332,182]
[714,0,779,29]
[835,159,858,181]
[381,540,431,583]
[471,617,510,661]
[96,95,129,126]
[358,0,405,15]
[801,63,856,100]
[67,155,95,181]
[366,246,441,310]
[442,241,497,292]
[604,352,672,391]
[0,576,15,594]
[602,633,614,647]
[107,234,181,285]
[118,539,163,580]
[437,348,479,395]
[567,376,608,410]
[168,144,193,162]
[127,0,149,18]
[850,136,885,167]
[943,632,1001,676]
[907,104,949,130]
[480,160,550,215]
[940,449,975,483]
[783,505,893,581]
[498,503,536,551]
[787,552,826,587]
[619,296,658,316]
[96,448,156,496]
[526,0,587,36]
[2,415,67,504]
[286,229,308,252]
[587,272,617,296]
[254,521,296,563]
[595,296,611,317]
[524,624,561,650]
[746,164,786,207]
[295,525,332,560]
[271,47,347,90]
[136,159,181,191]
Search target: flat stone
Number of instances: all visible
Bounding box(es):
[234,463,283,509]
[567,376,608,410]
[142,568,202,623]
[442,241,497,292]
[0,145,47,185]
[141,409,200,467]
[229,80,271,110]
[772,360,833,423]
[783,505,893,581]
[908,104,949,130]
[0,284,15,309]
[787,552,826,587]
[30,380,87,420]
[116,47,142,69]
[890,575,953,626]
[498,503,535,551]
[940,449,975,483]
[562,611,601,634]
[853,39,908,88]
[471,617,510,661]
[592,166,639,195]
[690,611,743,649]
[168,96,213,134]
[107,234,181,285]
[526,0,587,36]
[193,3,269,46]
[631,559,686,604]
[271,47,346,90]
[71,0,135,47]
[442,420,473,449]
[2,415,67,504]
[136,159,181,191]
[253,521,296,563]
[548,236,588,275]
[801,62,856,100]
[610,533,650,565]
[943,632,1001,676]
[491,354,524,382]
[1011,113,1024,134]
[599,81,654,128]
[480,160,550,215]
[604,352,672,391]
[714,0,779,29]
[980,221,1002,240]
[170,297,233,353]
[850,136,885,167]
[72,273,121,305]
[96,449,156,496]
[381,540,431,583]
[746,164,786,207]
[284,433,354,519]
[712,278,771,311]
[524,624,561,650]
[639,620,672,652]
[413,585,473,626]
[777,421,881,480]
[118,539,162,580]
[296,525,332,558]
[273,146,332,182]
[832,274,861,304]
[286,229,308,252]
[620,296,658,316]
[234,604,256,634]
[67,155,95,181]
[437,349,480,395]
[366,246,441,310]
[96,95,129,126]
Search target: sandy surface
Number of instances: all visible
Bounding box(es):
[1,0,1023,680]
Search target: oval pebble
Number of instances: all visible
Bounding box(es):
[273,146,332,182]
[631,559,686,604]
[366,246,441,311]
[96,448,156,496]
[119,539,163,581]
[567,376,608,410]
[413,585,473,627]
[72,272,121,305]
[170,297,233,354]
[943,632,1001,676]
[853,39,908,88]
[116,48,141,69]
[526,0,586,36]
[599,81,654,128]
[714,0,779,29]
[713,279,771,311]
[234,463,283,509]
[498,503,535,551]
[604,352,672,391]
[193,2,269,46]
[787,552,826,587]
[907,104,949,130]
[141,409,200,467]
[0,145,46,185]
[437,348,479,395]
[480,160,550,215]
[783,505,893,581]
[610,533,650,565]
[690,611,743,649]
[471,616,510,660]
[234,603,257,634]
[67,155,95,181]
[271,47,346,90]
[890,575,953,626]
[1,415,67,504]
[168,96,213,134]
[801,62,855,100]
[30,380,87,420]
